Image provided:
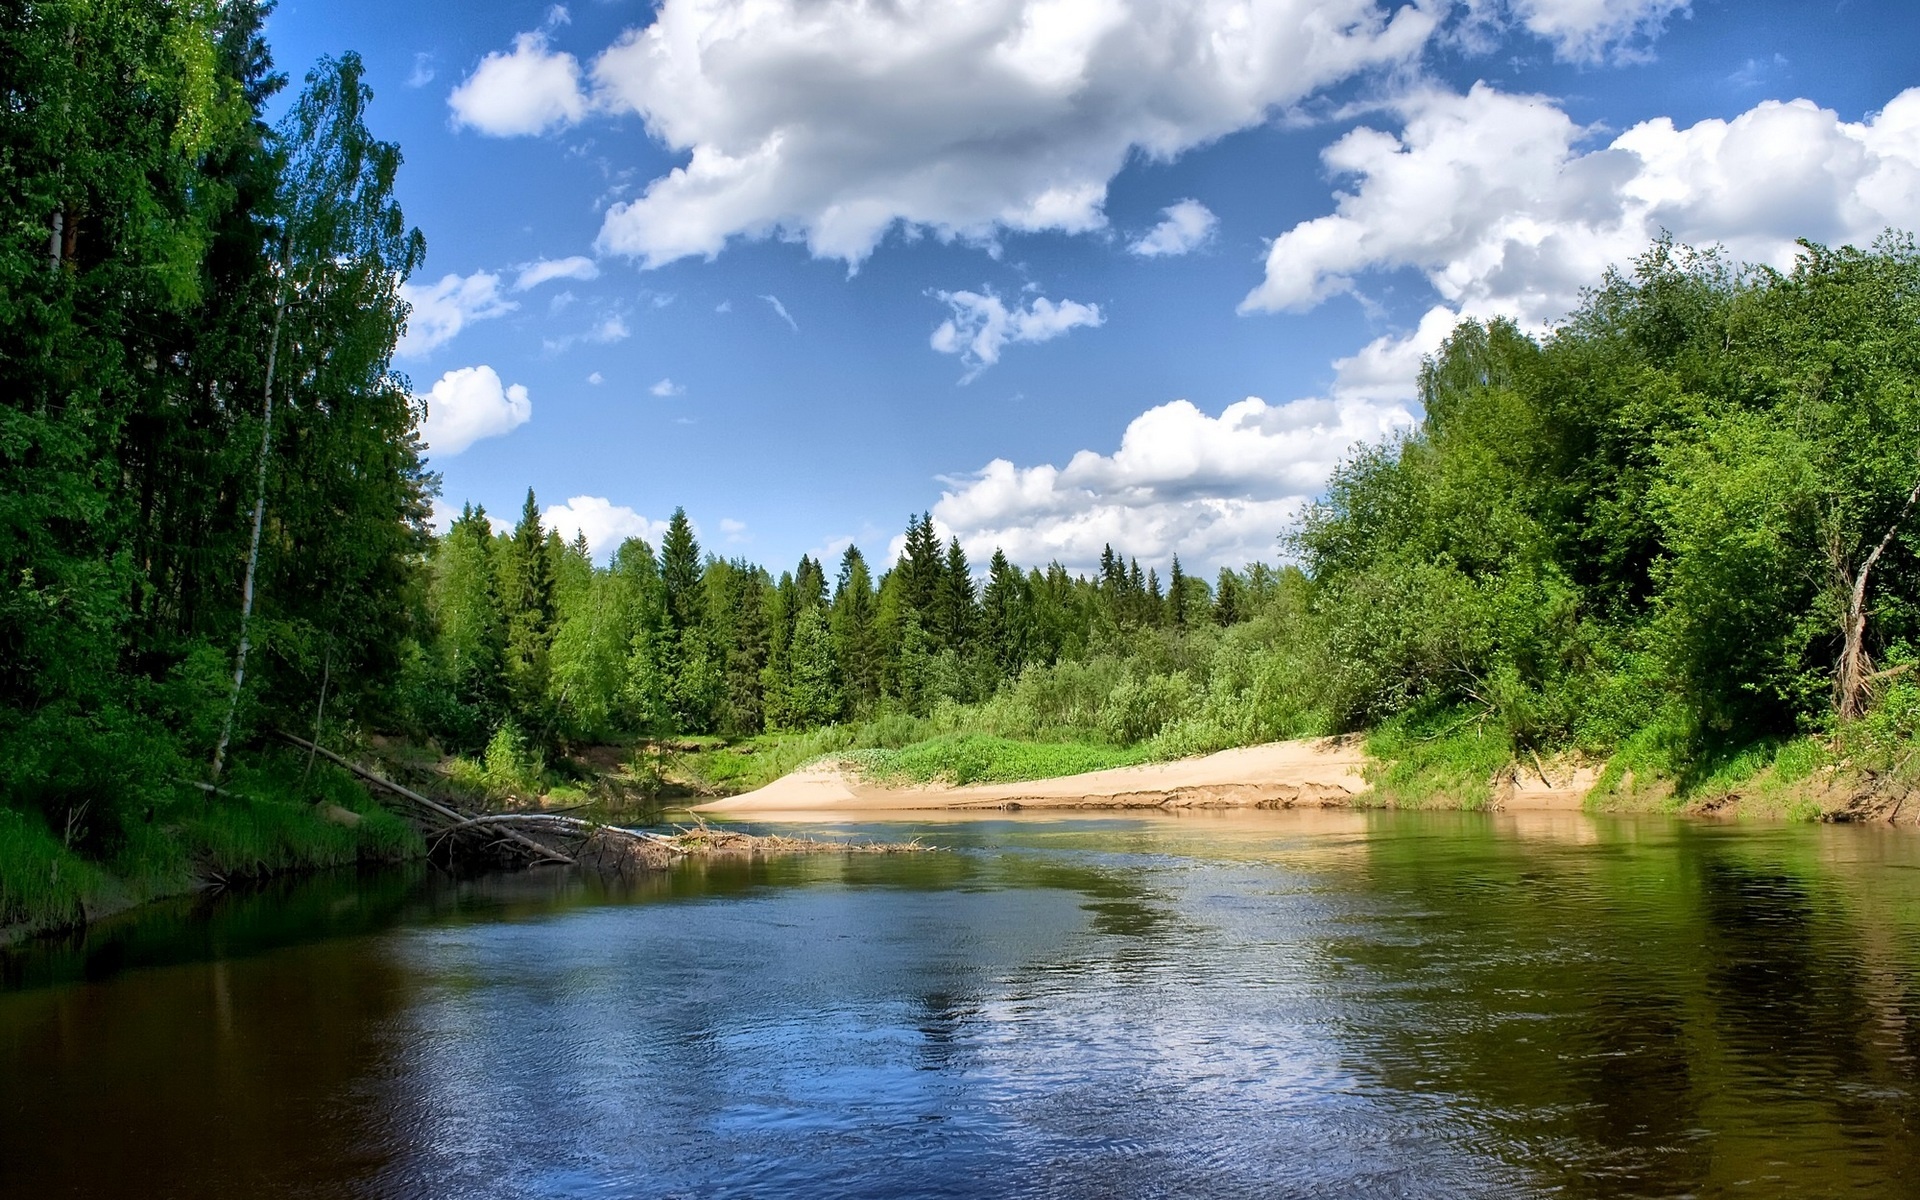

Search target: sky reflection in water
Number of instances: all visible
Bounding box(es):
[2,810,1917,1198]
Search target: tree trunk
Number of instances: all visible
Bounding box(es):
[211,290,289,781]
[1837,472,1920,721]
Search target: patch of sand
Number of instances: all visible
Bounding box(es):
[694,737,1372,815]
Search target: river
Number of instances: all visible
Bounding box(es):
[2,810,1916,1198]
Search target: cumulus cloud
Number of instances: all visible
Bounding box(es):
[541,496,669,564]
[1241,83,1920,327]
[1502,0,1688,63]
[930,289,1104,378]
[449,31,587,137]
[513,255,599,290]
[398,271,515,357]
[929,374,1418,573]
[719,517,749,543]
[1129,199,1218,257]
[581,0,1438,267]
[418,366,532,456]
[650,377,684,397]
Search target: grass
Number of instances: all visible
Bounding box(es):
[1,751,425,944]
[845,735,1153,787]
[673,720,1162,795]
[1362,707,1515,811]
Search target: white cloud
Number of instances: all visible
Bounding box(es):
[1129,199,1218,257]
[591,313,631,343]
[929,377,1418,574]
[541,496,670,565]
[398,271,515,358]
[585,0,1439,268]
[1241,83,1920,328]
[513,255,599,290]
[715,300,733,313]
[417,365,532,456]
[760,294,799,332]
[407,52,436,89]
[587,371,604,385]
[1502,0,1687,63]
[931,289,1103,378]
[650,377,684,396]
[720,517,749,543]
[449,31,587,137]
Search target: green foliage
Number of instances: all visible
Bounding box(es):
[0,9,435,932]
[849,736,1150,787]
[1363,707,1515,811]
[1299,234,1920,784]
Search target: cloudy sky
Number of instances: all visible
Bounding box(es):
[270,0,1920,573]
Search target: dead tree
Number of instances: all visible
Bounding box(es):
[1835,470,1920,721]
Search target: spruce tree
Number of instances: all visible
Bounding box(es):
[937,537,976,653]
[981,548,1029,678]
[831,546,877,708]
[501,489,557,728]
[1214,567,1242,627]
[660,507,703,634]
[901,512,943,617]
[1169,556,1188,627]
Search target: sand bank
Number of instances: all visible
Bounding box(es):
[695,738,1376,815]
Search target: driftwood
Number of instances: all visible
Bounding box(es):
[272,731,932,872]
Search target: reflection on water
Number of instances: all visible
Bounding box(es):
[1,812,1917,1198]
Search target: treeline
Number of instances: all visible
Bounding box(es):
[2,2,429,904]
[405,499,1281,754]
[414,234,1920,791]
[1299,234,1920,774]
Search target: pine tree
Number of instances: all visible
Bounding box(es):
[900,512,943,617]
[981,548,1030,679]
[660,507,703,634]
[831,546,878,708]
[759,573,796,729]
[1169,556,1188,627]
[1214,567,1242,627]
[937,537,976,653]
[501,489,557,729]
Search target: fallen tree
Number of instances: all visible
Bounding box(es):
[274,731,928,871]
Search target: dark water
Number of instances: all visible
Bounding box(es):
[3,811,1918,1199]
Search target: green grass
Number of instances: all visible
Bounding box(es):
[845,734,1153,787]
[1,751,425,943]
[1363,706,1516,810]
[675,719,1159,795]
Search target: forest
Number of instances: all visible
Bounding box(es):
[6,0,1920,937]
[416,234,1920,811]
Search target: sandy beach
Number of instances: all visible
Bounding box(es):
[694,737,1376,814]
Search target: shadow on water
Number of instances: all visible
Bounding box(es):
[0,812,1917,1198]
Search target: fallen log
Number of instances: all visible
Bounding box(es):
[274,730,574,866]
[272,731,935,872]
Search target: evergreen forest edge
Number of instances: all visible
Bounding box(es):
[8,4,1920,938]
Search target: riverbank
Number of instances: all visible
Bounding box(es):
[0,761,425,946]
[695,734,1918,823]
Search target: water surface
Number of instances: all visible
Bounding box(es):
[3,810,1917,1198]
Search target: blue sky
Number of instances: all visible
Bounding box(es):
[266,0,1920,574]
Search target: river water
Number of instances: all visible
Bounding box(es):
[2,810,1917,1198]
